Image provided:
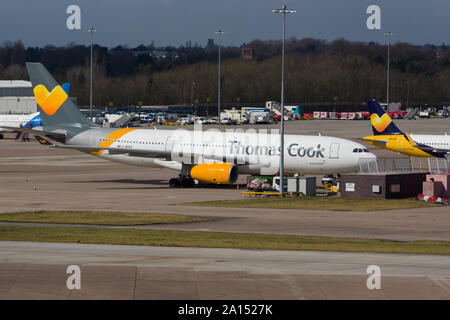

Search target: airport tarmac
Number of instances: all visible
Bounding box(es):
[1,118,450,299]
[0,140,448,242]
[1,242,450,300]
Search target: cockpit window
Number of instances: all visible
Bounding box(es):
[353,148,358,152]
[363,149,369,152]
[353,148,364,153]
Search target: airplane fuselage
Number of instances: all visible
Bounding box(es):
[410,134,450,153]
[68,127,376,175]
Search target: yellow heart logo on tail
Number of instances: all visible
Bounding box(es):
[370,113,392,133]
[33,84,68,116]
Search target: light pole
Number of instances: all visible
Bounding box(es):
[384,31,393,111]
[272,5,295,194]
[216,29,225,123]
[406,80,410,108]
[88,27,96,120]
[191,81,195,106]
[191,81,195,115]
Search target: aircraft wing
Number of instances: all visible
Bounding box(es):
[1,126,66,143]
[52,144,168,156]
[51,144,258,165]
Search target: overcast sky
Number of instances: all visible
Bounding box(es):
[0,0,449,48]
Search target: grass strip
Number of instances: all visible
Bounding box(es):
[0,211,208,226]
[180,197,436,211]
[0,225,449,255]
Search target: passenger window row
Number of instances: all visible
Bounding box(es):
[181,143,226,147]
[99,138,162,145]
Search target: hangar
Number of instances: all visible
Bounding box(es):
[0,80,37,114]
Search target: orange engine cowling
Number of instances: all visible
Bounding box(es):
[190,163,239,184]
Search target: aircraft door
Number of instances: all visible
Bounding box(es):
[165,136,174,151]
[329,143,340,159]
[90,131,100,146]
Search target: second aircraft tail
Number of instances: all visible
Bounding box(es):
[368,100,403,136]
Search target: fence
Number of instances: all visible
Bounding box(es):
[358,157,450,174]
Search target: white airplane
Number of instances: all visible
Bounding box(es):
[0,112,42,139]
[10,62,376,187]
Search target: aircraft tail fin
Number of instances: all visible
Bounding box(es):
[25,62,94,131]
[367,99,403,135]
[61,83,71,94]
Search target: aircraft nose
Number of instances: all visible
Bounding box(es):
[357,151,377,172]
[365,151,377,160]
[352,145,377,166]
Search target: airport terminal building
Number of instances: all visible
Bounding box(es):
[0,80,37,114]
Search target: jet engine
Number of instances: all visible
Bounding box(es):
[190,163,239,184]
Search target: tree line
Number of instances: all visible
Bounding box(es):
[0,38,448,107]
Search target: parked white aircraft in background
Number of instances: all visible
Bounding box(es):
[10,62,376,187]
[0,112,42,139]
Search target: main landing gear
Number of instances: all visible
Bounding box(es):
[169,175,195,188]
